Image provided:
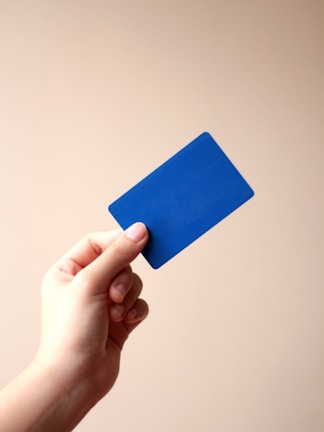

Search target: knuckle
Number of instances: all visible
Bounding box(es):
[133,273,143,289]
[130,274,143,297]
[87,236,102,256]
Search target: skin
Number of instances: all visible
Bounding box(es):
[0,222,149,432]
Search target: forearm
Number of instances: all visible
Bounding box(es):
[0,359,97,432]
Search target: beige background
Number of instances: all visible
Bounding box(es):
[0,1,323,431]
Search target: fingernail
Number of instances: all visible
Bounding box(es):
[127,308,138,321]
[112,304,125,318]
[114,283,126,301]
[125,222,147,242]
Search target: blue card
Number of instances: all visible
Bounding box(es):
[108,132,254,269]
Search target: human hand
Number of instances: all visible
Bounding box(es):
[0,223,150,432]
[37,222,149,405]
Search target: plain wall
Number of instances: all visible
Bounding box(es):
[0,1,323,431]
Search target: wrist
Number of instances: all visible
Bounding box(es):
[0,356,99,432]
[28,355,100,430]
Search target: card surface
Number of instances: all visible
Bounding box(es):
[108,132,254,269]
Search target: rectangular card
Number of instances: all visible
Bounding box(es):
[108,132,254,269]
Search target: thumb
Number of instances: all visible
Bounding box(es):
[75,222,149,296]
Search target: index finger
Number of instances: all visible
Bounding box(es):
[58,228,122,276]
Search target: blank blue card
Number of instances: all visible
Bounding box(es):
[108,132,254,269]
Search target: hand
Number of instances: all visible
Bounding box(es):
[37,222,149,400]
[0,223,150,432]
